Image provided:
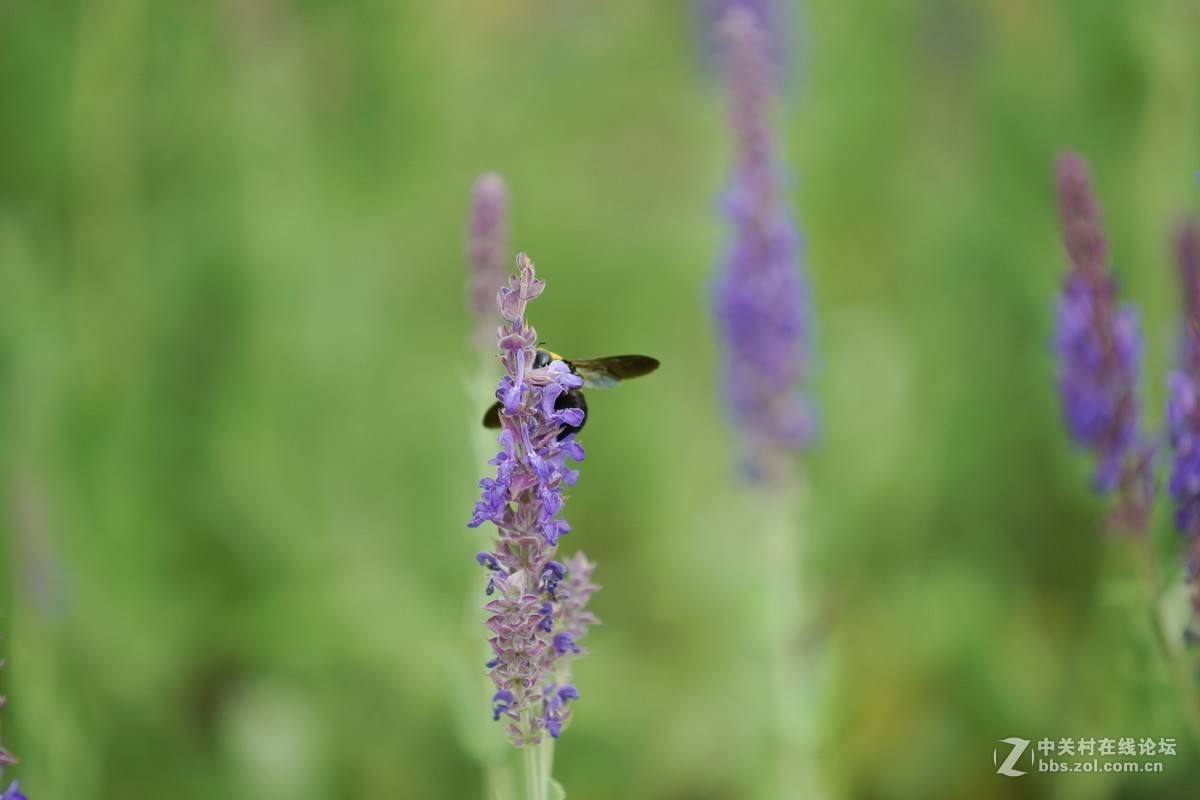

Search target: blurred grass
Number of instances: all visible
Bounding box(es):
[0,1,1199,798]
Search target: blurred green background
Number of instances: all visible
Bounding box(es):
[2,1,1200,798]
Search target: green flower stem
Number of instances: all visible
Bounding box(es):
[758,472,819,800]
[522,733,554,800]
[464,361,517,800]
[1129,535,1200,747]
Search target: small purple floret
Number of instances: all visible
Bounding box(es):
[542,684,581,739]
[492,689,516,722]
[553,633,581,655]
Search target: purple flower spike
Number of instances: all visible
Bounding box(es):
[1169,220,1200,624]
[1,781,25,800]
[466,172,510,346]
[1053,152,1152,532]
[469,254,598,746]
[713,6,817,479]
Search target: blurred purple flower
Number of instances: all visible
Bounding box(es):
[1169,222,1200,594]
[1053,151,1152,531]
[0,782,24,800]
[704,0,786,68]
[713,6,816,478]
[466,172,510,346]
[468,254,597,745]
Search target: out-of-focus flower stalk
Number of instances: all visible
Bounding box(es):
[1164,219,1200,738]
[1052,157,1200,742]
[714,6,816,482]
[467,172,511,351]
[1169,222,1200,616]
[703,0,786,71]
[1053,151,1152,534]
[461,173,516,799]
[714,7,822,799]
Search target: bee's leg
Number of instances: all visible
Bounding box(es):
[555,388,588,440]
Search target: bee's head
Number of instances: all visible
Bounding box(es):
[533,348,561,369]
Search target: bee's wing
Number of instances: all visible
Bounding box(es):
[570,355,660,389]
[483,400,503,428]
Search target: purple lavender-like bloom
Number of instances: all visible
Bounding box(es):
[466,172,510,346]
[468,254,597,746]
[0,782,24,800]
[713,6,816,477]
[704,0,786,68]
[1053,152,1152,531]
[1169,222,1200,601]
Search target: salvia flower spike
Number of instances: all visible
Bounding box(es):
[713,5,816,478]
[468,253,596,746]
[1053,151,1152,531]
[1169,220,1200,625]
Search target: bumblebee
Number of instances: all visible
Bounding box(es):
[483,348,660,439]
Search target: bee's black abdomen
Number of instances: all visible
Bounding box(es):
[555,388,588,440]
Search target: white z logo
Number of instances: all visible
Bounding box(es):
[994,737,1031,777]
